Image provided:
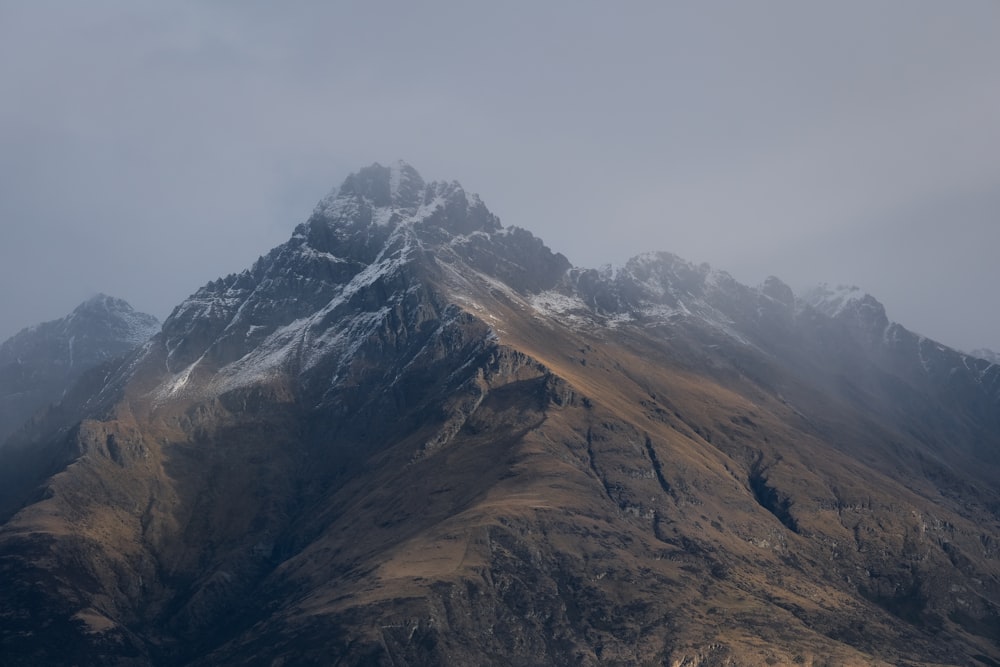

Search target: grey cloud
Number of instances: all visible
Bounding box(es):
[1,1,998,353]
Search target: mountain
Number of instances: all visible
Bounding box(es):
[973,348,1000,366]
[0,162,998,666]
[0,294,160,443]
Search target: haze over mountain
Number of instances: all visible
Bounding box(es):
[0,294,159,442]
[2,3,999,355]
[973,349,1000,366]
[0,163,997,666]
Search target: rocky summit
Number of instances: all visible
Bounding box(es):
[0,162,998,666]
[0,294,159,443]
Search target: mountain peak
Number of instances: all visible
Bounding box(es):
[64,294,160,344]
[760,276,795,307]
[0,295,159,442]
[387,159,424,203]
[802,283,881,317]
[333,161,426,210]
[802,283,890,347]
[72,293,137,317]
[310,161,499,242]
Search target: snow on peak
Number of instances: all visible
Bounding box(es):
[312,162,499,237]
[388,159,422,203]
[158,225,421,399]
[74,293,132,315]
[314,161,426,221]
[1,295,159,369]
[63,294,160,343]
[802,283,890,337]
[803,284,871,316]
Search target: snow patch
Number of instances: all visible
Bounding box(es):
[157,355,203,400]
[803,283,869,317]
[530,291,589,316]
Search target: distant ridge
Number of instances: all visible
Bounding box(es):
[0,294,159,443]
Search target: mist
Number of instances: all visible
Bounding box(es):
[1,1,998,353]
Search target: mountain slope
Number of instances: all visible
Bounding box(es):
[0,294,159,443]
[0,163,998,666]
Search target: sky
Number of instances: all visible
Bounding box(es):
[1,1,998,353]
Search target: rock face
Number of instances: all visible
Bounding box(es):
[1,162,999,666]
[0,294,159,443]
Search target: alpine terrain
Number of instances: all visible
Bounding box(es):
[0,294,159,444]
[0,295,160,529]
[0,162,998,666]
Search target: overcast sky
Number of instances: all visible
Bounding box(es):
[1,1,998,353]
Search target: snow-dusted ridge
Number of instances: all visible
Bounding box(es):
[147,161,1000,411]
[154,162,501,401]
[801,283,874,318]
[0,295,161,441]
[1,293,160,366]
[800,282,1000,394]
